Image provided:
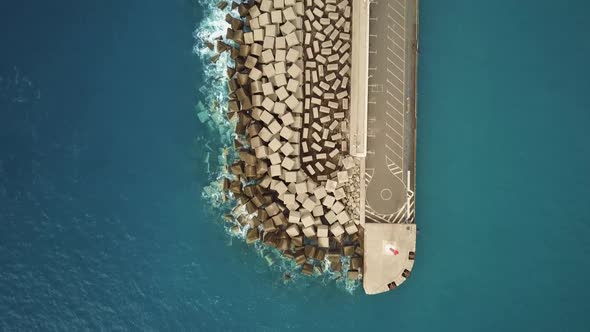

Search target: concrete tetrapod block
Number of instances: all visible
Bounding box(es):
[302,197,317,212]
[275,49,287,61]
[280,21,296,35]
[271,10,283,24]
[288,210,301,223]
[325,179,337,192]
[262,82,275,96]
[280,142,295,156]
[284,171,297,183]
[268,120,282,134]
[345,222,358,235]
[275,37,286,50]
[280,126,294,140]
[301,212,315,227]
[270,164,282,177]
[260,0,272,12]
[281,156,295,170]
[265,202,281,216]
[249,16,260,30]
[296,193,308,204]
[265,25,277,38]
[275,86,289,100]
[250,43,263,56]
[286,48,300,63]
[261,98,275,113]
[259,127,273,142]
[287,63,302,78]
[313,186,327,199]
[244,32,254,44]
[295,181,307,195]
[269,152,281,165]
[260,175,272,188]
[255,145,268,158]
[331,201,345,214]
[314,162,325,172]
[328,148,339,159]
[342,156,355,169]
[280,112,294,126]
[322,195,336,208]
[324,210,337,224]
[285,94,299,110]
[253,28,265,42]
[269,138,282,152]
[286,78,299,92]
[311,143,322,152]
[284,192,296,205]
[262,63,276,77]
[273,73,287,87]
[286,224,300,237]
[259,50,273,63]
[334,188,346,200]
[273,102,286,115]
[283,7,297,21]
[274,181,289,195]
[274,62,286,74]
[249,67,263,81]
[259,13,271,26]
[285,32,299,47]
[302,226,316,238]
[330,223,344,237]
[312,204,324,216]
[337,210,350,225]
[317,224,328,238]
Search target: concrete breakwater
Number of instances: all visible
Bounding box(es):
[211,0,363,280]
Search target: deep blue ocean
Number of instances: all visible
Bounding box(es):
[1,0,589,331]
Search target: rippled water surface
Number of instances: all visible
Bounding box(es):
[1,0,589,331]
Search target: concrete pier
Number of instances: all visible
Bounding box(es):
[212,0,418,294]
[364,0,418,224]
[361,0,419,294]
[363,223,416,294]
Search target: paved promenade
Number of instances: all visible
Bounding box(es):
[364,0,417,224]
[362,0,418,294]
[363,223,416,294]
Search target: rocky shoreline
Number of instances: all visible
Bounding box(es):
[210,0,363,281]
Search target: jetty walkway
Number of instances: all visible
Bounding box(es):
[359,0,418,295]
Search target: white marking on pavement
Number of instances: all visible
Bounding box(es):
[387,68,404,85]
[385,144,403,160]
[396,0,406,10]
[388,2,405,18]
[384,117,403,137]
[388,24,405,40]
[386,133,403,150]
[387,100,405,116]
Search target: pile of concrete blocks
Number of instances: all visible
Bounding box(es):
[214,0,362,278]
[300,0,352,179]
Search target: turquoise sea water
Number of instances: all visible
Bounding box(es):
[1,0,589,330]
